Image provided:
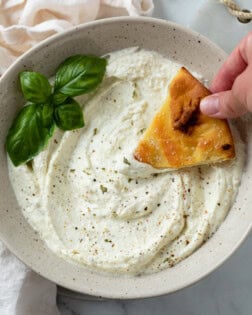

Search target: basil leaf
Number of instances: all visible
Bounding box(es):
[52,91,68,105]
[20,71,52,103]
[54,55,107,97]
[6,103,55,166]
[41,103,54,127]
[54,98,84,131]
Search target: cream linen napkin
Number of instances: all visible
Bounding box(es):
[0,0,153,75]
[0,1,153,314]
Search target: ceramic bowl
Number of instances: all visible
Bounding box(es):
[0,17,251,299]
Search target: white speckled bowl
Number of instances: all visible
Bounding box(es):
[0,17,251,299]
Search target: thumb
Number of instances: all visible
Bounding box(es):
[200,91,247,119]
[200,65,252,119]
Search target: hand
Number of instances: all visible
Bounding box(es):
[200,32,252,119]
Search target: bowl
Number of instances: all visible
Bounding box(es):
[0,17,251,299]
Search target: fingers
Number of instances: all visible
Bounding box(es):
[200,91,247,119]
[201,64,252,118]
[210,31,252,93]
[210,49,247,93]
[200,31,252,119]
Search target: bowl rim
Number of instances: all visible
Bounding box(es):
[0,16,251,299]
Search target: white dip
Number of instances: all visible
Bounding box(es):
[8,48,245,274]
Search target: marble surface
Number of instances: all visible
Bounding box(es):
[58,0,252,314]
[58,234,252,315]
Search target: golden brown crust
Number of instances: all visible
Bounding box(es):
[134,67,235,169]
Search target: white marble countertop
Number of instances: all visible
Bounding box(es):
[58,1,252,314]
[59,234,252,315]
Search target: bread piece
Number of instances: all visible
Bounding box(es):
[134,67,235,169]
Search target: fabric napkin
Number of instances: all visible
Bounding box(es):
[0,1,153,314]
[0,0,153,75]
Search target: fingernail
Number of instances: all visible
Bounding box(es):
[200,96,220,116]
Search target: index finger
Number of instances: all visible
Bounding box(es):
[210,31,252,93]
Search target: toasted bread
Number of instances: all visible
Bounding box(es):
[134,67,235,169]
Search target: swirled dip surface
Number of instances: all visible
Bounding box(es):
[8,48,244,274]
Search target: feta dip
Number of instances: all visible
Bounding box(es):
[8,48,245,274]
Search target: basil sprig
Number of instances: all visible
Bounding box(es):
[6,103,55,166]
[54,55,107,100]
[6,55,107,166]
[19,72,52,103]
[54,98,84,131]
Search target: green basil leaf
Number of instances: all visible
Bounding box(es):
[41,103,54,127]
[20,71,52,103]
[54,98,84,131]
[52,91,68,105]
[54,55,107,97]
[6,103,55,166]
